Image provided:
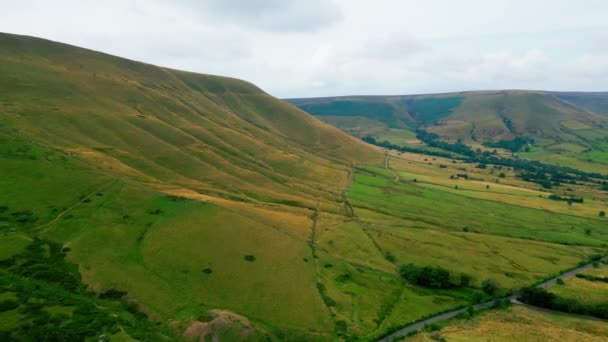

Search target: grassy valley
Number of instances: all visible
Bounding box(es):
[0,32,607,341]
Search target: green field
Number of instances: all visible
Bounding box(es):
[548,264,608,305]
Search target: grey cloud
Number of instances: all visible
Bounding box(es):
[181,0,343,32]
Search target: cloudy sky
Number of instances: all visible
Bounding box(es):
[2,0,608,98]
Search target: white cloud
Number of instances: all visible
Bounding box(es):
[1,0,607,97]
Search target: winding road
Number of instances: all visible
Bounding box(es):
[378,256,608,342]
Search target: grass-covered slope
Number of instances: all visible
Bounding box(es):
[0,32,383,340]
[429,91,607,144]
[0,33,380,209]
[554,91,608,116]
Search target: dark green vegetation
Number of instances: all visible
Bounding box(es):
[0,238,176,341]
[576,273,608,283]
[1,32,607,341]
[519,287,608,319]
[406,97,463,124]
[399,264,462,289]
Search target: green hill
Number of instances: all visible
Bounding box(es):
[289,90,608,173]
[0,32,381,340]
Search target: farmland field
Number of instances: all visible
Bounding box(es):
[407,305,608,341]
[548,264,608,305]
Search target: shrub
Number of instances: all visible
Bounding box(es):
[99,288,128,299]
[384,251,396,262]
[556,278,565,285]
[244,255,256,262]
[202,268,212,274]
[481,279,499,296]
[459,273,472,287]
[600,211,606,217]
[147,209,163,215]
[0,300,19,312]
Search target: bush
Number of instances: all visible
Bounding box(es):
[556,278,565,285]
[481,279,499,296]
[384,251,396,262]
[147,209,163,215]
[600,211,606,217]
[459,273,472,287]
[0,300,19,312]
[244,255,256,262]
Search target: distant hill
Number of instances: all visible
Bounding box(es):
[288,90,608,144]
[552,91,608,116]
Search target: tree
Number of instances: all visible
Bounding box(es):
[482,279,499,296]
[399,264,454,289]
[600,211,606,218]
[384,251,396,263]
[459,273,472,287]
[498,172,506,178]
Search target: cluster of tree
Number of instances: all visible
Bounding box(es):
[576,273,608,283]
[519,287,608,319]
[482,137,534,152]
[469,154,606,188]
[362,136,454,158]
[362,130,607,190]
[399,263,472,289]
[415,130,478,157]
[548,194,584,203]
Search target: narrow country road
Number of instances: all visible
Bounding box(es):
[378,256,608,342]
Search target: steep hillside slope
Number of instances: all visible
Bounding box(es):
[427,91,607,143]
[0,33,380,209]
[0,33,383,340]
[553,91,608,116]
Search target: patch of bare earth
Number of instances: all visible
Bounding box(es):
[184,310,255,342]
